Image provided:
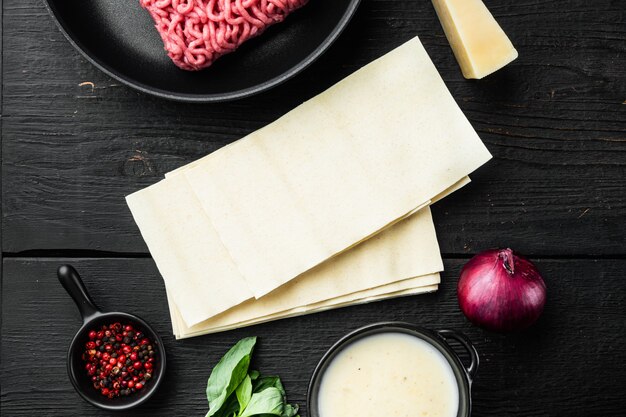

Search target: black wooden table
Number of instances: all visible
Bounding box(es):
[2,1,625,416]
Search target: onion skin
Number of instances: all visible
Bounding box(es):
[458,248,546,332]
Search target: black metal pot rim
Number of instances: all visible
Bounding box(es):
[42,0,362,103]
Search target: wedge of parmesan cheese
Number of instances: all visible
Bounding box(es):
[432,0,518,79]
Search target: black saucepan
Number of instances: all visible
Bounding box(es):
[307,322,479,417]
[58,265,166,411]
[43,0,361,102]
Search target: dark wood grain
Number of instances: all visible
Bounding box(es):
[2,0,625,255]
[1,258,625,416]
[2,1,626,417]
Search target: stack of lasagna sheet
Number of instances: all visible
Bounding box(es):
[126,37,492,339]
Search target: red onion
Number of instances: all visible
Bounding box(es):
[457,248,546,332]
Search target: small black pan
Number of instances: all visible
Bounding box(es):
[43,0,362,102]
[58,265,166,411]
[307,322,479,417]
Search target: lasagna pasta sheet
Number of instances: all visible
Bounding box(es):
[183,37,491,298]
[127,36,491,336]
[128,174,443,326]
[129,173,470,329]
[169,277,440,338]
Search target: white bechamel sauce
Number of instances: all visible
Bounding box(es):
[317,332,459,417]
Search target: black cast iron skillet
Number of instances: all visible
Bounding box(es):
[58,265,166,411]
[308,322,479,417]
[43,0,361,102]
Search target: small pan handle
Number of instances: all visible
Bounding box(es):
[437,329,479,381]
[58,265,101,323]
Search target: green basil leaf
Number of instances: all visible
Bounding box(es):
[252,376,284,396]
[205,393,239,417]
[273,378,285,397]
[251,376,299,417]
[239,387,284,417]
[236,375,253,413]
[248,370,260,381]
[206,337,257,416]
[250,415,281,417]
[281,404,299,417]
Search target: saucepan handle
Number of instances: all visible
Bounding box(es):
[57,265,102,323]
[437,329,479,381]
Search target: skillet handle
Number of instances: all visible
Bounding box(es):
[57,265,101,323]
[437,329,479,381]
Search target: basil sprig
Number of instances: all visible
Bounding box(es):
[205,337,300,417]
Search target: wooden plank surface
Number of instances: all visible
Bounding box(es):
[2,1,626,417]
[1,258,625,416]
[2,0,625,255]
